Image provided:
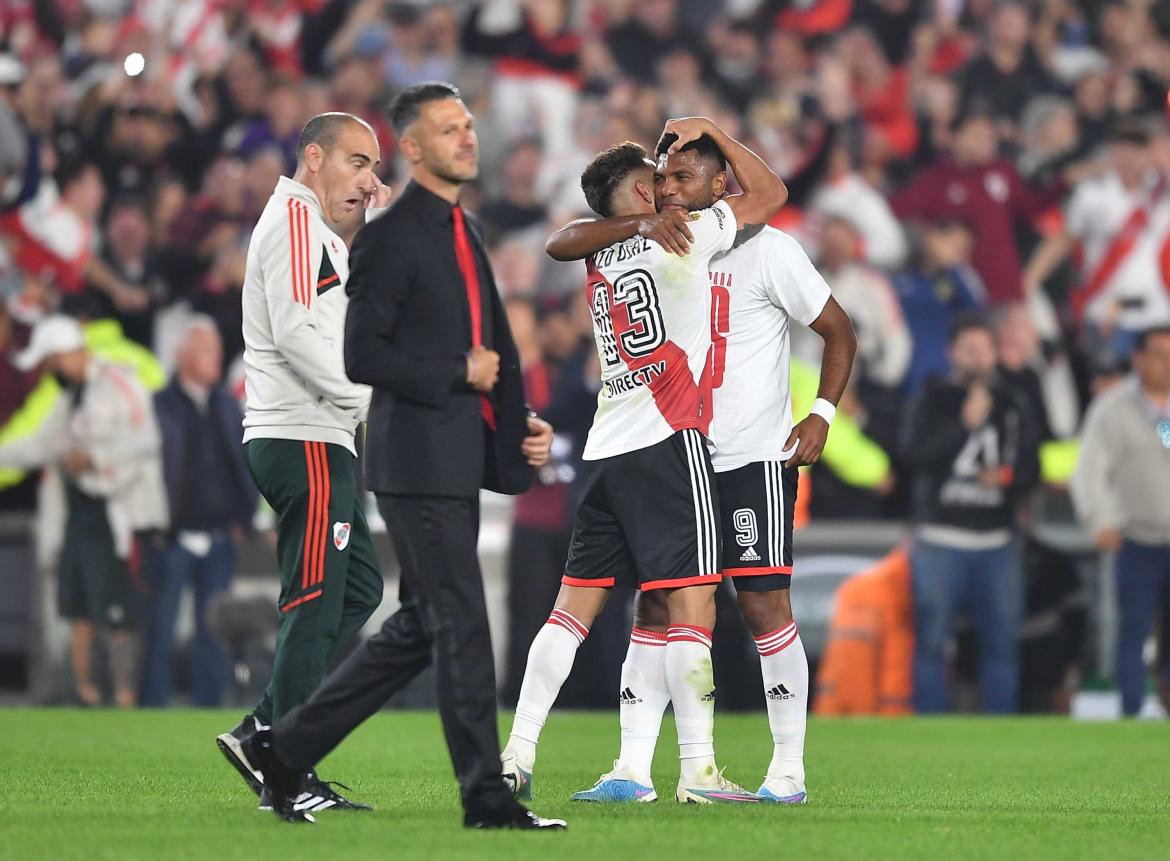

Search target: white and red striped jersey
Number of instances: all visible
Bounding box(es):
[707,226,831,472]
[241,176,370,455]
[582,199,736,461]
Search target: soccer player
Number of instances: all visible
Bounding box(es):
[215,112,392,812]
[500,117,787,804]
[544,120,856,805]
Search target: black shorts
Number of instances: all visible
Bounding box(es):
[716,460,797,591]
[563,429,722,592]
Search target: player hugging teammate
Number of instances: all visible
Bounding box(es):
[500,116,857,805]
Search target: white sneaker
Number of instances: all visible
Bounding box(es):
[500,748,533,800]
[675,767,760,804]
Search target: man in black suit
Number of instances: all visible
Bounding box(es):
[243,83,563,830]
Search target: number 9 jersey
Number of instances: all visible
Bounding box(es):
[582,199,736,461]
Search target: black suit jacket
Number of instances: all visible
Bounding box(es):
[343,181,533,498]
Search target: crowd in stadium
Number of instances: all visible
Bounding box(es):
[2,0,1170,715]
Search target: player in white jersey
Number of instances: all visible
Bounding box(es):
[500,118,788,805]
[536,125,856,806]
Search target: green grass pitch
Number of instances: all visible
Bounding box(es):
[2,709,1167,860]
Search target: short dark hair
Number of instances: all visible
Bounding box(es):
[580,141,652,217]
[947,310,995,346]
[655,133,727,172]
[1134,326,1170,352]
[297,112,371,160]
[387,82,462,136]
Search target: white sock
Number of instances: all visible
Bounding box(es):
[755,621,807,789]
[665,624,717,784]
[507,609,587,767]
[616,627,669,784]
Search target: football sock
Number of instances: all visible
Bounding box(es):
[507,609,588,766]
[665,625,717,784]
[616,627,670,783]
[755,622,807,787]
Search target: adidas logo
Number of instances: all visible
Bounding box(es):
[766,684,794,701]
[700,689,716,703]
[739,546,761,562]
[619,686,642,705]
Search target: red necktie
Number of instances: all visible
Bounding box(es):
[452,205,496,429]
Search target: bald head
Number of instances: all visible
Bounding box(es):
[297,112,376,162]
[293,112,381,225]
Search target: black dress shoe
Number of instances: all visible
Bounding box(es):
[464,799,567,830]
[241,729,313,823]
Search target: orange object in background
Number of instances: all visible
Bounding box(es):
[813,545,914,716]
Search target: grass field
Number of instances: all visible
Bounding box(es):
[2,709,1168,860]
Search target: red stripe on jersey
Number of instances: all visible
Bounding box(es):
[586,259,709,434]
[298,203,312,309]
[288,199,302,305]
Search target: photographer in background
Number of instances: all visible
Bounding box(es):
[901,312,1041,714]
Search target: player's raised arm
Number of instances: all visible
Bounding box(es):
[545,211,696,261]
[658,117,787,236]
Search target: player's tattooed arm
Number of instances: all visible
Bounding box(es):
[545,211,695,261]
[731,222,766,249]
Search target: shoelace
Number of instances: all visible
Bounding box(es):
[315,779,353,798]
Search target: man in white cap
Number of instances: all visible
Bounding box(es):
[0,314,168,706]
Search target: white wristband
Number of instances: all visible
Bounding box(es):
[810,397,836,425]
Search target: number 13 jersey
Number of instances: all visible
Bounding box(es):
[582,199,737,461]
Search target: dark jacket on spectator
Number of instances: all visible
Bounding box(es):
[154,378,256,533]
[901,374,1040,536]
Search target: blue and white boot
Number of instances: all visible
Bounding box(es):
[756,776,808,805]
[571,762,657,803]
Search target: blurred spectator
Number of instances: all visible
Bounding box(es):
[1,160,104,300]
[87,196,165,349]
[502,296,575,703]
[479,138,547,244]
[894,109,1065,305]
[141,317,255,707]
[463,0,580,159]
[0,314,167,706]
[1071,327,1170,717]
[809,136,908,271]
[894,219,985,397]
[957,1,1056,131]
[798,215,909,390]
[901,312,1041,713]
[1024,122,1170,366]
[605,0,699,84]
[995,302,1079,442]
